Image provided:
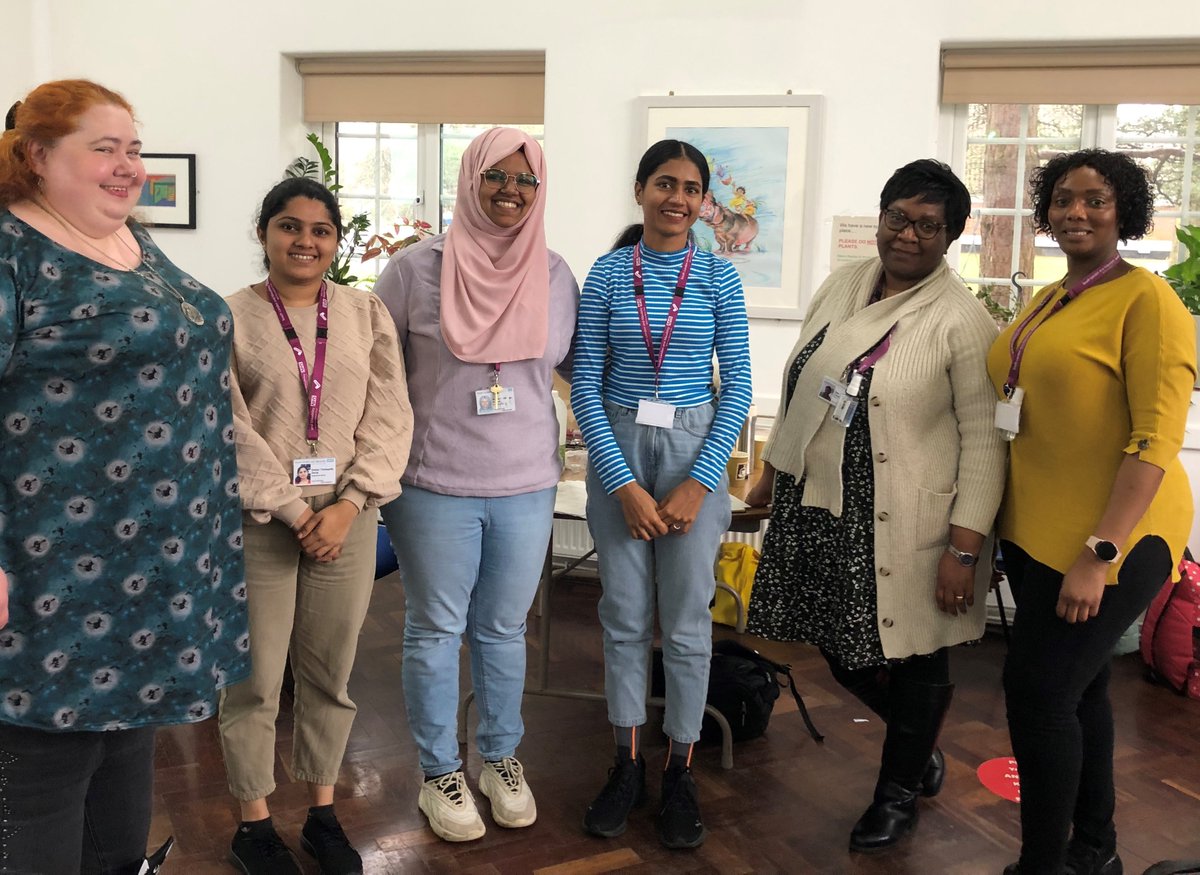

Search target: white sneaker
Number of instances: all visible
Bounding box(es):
[418,770,486,842]
[479,756,537,828]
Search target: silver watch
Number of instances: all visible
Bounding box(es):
[946,544,978,567]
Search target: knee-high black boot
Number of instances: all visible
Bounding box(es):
[849,679,954,853]
[822,651,946,798]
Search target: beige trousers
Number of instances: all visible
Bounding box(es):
[218,494,378,800]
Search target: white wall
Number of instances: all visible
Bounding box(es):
[11,0,1200,408]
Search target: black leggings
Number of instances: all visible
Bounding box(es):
[1002,537,1171,874]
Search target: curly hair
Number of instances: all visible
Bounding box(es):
[0,80,135,208]
[1028,149,1154,241]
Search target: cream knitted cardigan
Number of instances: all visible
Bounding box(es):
[761,258,1006,658]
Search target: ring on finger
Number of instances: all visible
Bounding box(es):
[671,523,682,531]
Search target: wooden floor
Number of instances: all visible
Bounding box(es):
[149,571,1200,874]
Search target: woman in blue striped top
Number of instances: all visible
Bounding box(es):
[572,139,752,849]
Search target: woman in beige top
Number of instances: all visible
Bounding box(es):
[217,177,412,875]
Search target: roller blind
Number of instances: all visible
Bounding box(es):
[941,42,1200,105]
[297,52,545,123]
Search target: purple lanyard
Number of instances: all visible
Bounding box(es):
[632,243,695,392]
[1004,253,1121,396]
[851,325,897,377]
[265,278,329,448]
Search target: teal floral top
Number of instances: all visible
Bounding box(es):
[0,213,249,731]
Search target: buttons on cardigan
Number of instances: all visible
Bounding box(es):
[875,451,887,463]
[870,396,881,407]
[877,511,889,522]
[881,618,894,628]
[878,567,891,576]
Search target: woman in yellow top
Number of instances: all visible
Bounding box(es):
[988,149,1195,875]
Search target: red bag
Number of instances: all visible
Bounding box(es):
[1140,556,1200,699]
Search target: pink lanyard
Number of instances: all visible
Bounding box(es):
[265,278,329,449]
[851,325,897,377]
[1003,253,1121,397]
[632,242,695,394]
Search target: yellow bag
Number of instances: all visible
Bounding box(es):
[712,542,760,629]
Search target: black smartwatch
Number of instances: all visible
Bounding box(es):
[1086,536,1121,564]
[946,544,978,567]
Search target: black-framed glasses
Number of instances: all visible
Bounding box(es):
[881,209,946,240]
[480,168,540,190]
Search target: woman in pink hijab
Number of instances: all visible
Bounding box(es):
[375,128,579,844]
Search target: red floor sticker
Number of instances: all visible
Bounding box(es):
[978,756,1021,802]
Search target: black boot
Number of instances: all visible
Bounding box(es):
[823,651,945,797]
[849,679,954,853]
[1065,833,1123,875]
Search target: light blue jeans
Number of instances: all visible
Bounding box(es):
[380,485,556,775]
[586,401,731,744]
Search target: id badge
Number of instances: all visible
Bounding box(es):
[293,456,336,486]
[831,394,858,427]
[636,398,676,429]
[817,376,845,406]
[475,386,516,415]
[994,387,1024,441]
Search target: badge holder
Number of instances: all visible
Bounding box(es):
[476,367,516,415]
[995,387,1023,441]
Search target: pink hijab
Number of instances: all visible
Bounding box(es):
[440,127,550,364]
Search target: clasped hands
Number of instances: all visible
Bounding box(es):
[291,499,358,562]
[615,478,707,541]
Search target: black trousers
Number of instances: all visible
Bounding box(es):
[1002,537,1171,874]
[0,722,156,874]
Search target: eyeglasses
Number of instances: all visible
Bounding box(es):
[480,168,540,190]
[881,209,947,240]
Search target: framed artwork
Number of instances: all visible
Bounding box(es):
[639,95,823,319]
[136,153,196,229]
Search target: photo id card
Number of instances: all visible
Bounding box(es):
[475,387,516,415]
[817,376,844,406]
[636,398,676,429]
[293,456,336,486]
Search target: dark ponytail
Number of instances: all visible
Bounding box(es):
[611,223,643,251]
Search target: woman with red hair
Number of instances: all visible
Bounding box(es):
[0,80,249,874]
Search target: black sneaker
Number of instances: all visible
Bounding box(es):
[583,753,646,837]
[229,819,301,875]
[657,764,706,849]
[301,811,364,874]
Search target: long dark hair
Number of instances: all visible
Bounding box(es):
[611,139,710,250]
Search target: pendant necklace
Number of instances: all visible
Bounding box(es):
[33,198,205,326]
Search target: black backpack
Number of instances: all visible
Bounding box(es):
[703,639,823,744]
[649,640,824,744]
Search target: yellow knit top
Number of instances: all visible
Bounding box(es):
[986,267,1196,582]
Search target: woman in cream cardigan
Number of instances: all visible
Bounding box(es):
[746,159,1005,854]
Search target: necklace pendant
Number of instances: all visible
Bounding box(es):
[181,301,205,326]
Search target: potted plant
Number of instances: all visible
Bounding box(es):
[1164,224,1200,388]
[285,133,371,286]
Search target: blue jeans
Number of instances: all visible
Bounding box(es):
[586,401,731,744]
[381,485,556,775]
[0,722,155,874]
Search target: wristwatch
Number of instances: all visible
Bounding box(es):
[946,544,978,567]
[1086,536,1121,564]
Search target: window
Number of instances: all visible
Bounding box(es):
[952,103,1200,313]
[329,121,544,273]
[941,41,1200,313]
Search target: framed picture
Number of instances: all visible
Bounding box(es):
[136,153,196,229]
[639,95,823,319]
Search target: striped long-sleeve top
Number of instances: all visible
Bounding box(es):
[572,242,752,493]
